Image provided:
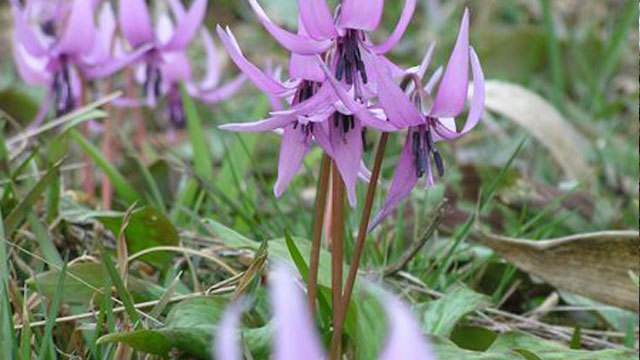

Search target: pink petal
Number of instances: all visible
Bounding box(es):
[287,81,336,115]
[82,43,152,80]
[270,265,326,360]
[338,0,384,31]
[359,160,372,183]
[217,26,291,95]
[219,114,294,132]
[54,0,95,56]
[274,124,312,197]
[119,0,154,47]
[328,118,363,207]
[378,293,437,360]
[10,4,47,57]
[160,52,192,84]
[167,0,187,19]
[313,120,333,155]
[424,66,443,94]
[214,302,244,360]
[290,53,326,83]
[83,3,116,65]
[161,0,207,51]
[200,28,221,90]
[418,42,436,78]
[196,74,246,104]
[289,18,326,82]
[12,41,51,86]
[319,58,396,132]
[372,55,423,128]
[430,8,469,118]
[296,0,338,41]
[372,0,417,54]
[433,47,484,141]
[248,0,331,55]
[369,133,418,231]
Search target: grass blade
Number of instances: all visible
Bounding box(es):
[69,130,139,204]
[180,84,214,182]
[27,212,63,268]
[0,119,8,175]
[100,248,140,326]
[540,0,565,112]
[4,161,61,234]
[0,208,14,360]
[38,259,67,359]
[597,0,637,85]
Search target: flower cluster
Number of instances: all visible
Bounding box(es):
[11,0,245,128]
[218,0,485,228]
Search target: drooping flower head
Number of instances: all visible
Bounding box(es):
[215,265,437,360]
[369,9,486,230]
[11,0,97,118]
[216,0,414,205]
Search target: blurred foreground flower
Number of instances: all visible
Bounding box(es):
[215,265,436,360]
[370,9,485,230]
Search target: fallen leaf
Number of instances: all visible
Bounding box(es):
[483,81,590,181]
[476,230,639,312]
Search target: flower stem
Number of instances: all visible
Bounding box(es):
[307,153,331,311]
[330,161,345,358]
[330,132,389,357]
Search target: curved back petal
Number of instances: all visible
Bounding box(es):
[54,0,96,56]
[162,0,208,51]
[338,0,384,31]
[119,0,154,47]
[372,0,417,54]
[296,0,338,41]
[429,8,469,119]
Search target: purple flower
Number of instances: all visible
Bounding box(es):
[216,0,420,205]
[112,0,245,128]
[216,25,393,205]
[369,9,486,230]
[11,0,97,118]
[214,265,437,360]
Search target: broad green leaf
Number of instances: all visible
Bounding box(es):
[98,206,179,268]
[487,332,636,360]
[27,262,171,304]
[99,296,272,359]
[450,326,498,351]
[419,288,491,337]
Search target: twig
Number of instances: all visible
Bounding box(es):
[383,200,449,277]
[394,272,632,350]
[13,287,235,330]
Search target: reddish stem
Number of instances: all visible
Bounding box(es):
[330,132,389,357]
[330,161,345,359]
[307,153,332,312]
